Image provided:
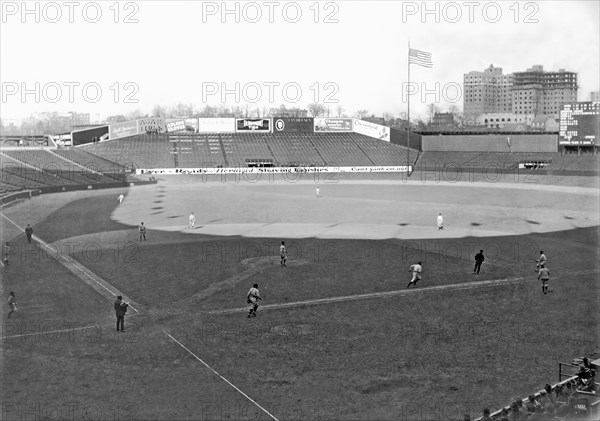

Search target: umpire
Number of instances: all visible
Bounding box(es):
[114,295,129,332]
[473,250,485,274]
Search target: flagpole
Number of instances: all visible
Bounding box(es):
[407,40,410,174]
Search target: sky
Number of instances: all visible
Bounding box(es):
[1,0,599,122]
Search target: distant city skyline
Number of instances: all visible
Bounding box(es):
[1,1,598,122]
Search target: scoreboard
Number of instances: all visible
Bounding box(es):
[559,102,600,145]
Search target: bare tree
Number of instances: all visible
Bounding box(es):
[151,105,168,118]
[307,103,326,117]
[354,109,369,119]
[335,105,344,117]
[126,109,145,120]
[382,112,395,123]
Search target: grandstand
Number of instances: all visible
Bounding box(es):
[81,131,418,169]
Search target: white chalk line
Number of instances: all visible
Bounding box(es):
[208,269,600,314]
[1,213,278,420]
[163,330,279,421]
[0,212,139,313]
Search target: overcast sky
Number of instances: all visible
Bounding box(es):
[1,0,599,122]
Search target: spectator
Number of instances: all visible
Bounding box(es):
[480,408,492,421]
[499,408,509,421]
[508,402,521,420]
[544,384,557,405]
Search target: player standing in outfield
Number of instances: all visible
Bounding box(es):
[247,283,262,318]
[3,242,10,266]
[139,222,147,242]
[536,251,547,271]
[437,213,444,230]
[315,186,321,198]
[118,194,125,204]
[406,262,422,288]
[8,292,17,318]
[189,212,195,229]
[538,264,550,294]
[280,241,287,267]
[473,250,485,274]
[25,224,33,243]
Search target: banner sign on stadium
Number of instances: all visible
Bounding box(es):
[314,118,353,132]
[236,118,272,132]
[185,118,200,132]
[352,119,391,142]
[138,117,167,134]
[71,125,109,146]
[109,120,139,140]
[272,117,314,133]
[166,119,186,132]
[136,165,411,175]
[198,118,235,133]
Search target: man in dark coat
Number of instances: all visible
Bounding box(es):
[114,295,129,332]
[473,250,485,275]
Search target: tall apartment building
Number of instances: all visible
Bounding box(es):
[463,65,513,118]
[511,65,577,118]
[464,64,578,122]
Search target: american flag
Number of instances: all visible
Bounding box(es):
[409,48,433,68]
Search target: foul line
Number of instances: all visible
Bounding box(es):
[209,270,599,314]
[163,330,279,421]
[0,212,139,313]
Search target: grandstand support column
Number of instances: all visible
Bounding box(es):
[407,40,411,175]
[218,134,230,167]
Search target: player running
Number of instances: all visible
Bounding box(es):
[406,262,423,288]
[189,212,195,229]
[118,194,125,204]
[280,241,287,267]
[315,186,321,198]
[247,283,262,318]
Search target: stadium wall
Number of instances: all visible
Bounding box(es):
[421,134,558,152]
[390,128,422,150]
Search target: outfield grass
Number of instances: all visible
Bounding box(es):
[2,187,599,421]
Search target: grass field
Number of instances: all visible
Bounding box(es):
[1,175,599,421]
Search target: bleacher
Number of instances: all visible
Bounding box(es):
[83,134,175,168]
[83,131,417,169]
[2,149,119,185]
[415,151,599,173]
[52,148,127,181]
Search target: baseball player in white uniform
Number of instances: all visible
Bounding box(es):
[247,283,262,318]
[437,213,444,230]
[536,251,547,271]
[189,212,195,229]
[406,262,423,288]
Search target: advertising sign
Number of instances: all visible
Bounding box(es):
[236,118,272,132]
[109,120,139,140]
[198,118,235,133]
[272,117,314,133]
[314,118,353,132]
[138,117,166,134]
[353,119,391,141]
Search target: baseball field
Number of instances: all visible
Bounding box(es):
[1,172,599,420]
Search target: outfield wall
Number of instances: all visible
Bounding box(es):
[421,134,558,152]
